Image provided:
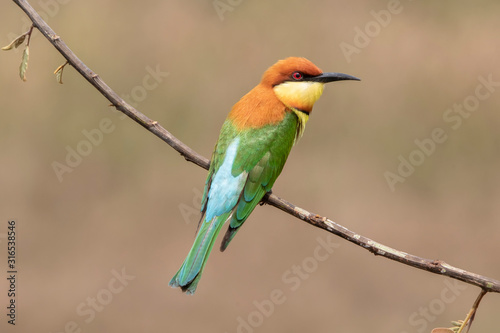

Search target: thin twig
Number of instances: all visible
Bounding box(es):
[456,289,487,333]
[10,0,500,293]
[25,24,33,46]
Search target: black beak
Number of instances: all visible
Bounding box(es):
[309,72,360,83]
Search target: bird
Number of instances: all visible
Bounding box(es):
[169,57,359,294]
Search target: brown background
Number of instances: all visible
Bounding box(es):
[1,1,499,332]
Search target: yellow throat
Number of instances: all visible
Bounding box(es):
[273,81,325,141]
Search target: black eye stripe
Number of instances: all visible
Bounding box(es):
[288,72,317,82]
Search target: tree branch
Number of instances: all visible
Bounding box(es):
[11,0,500,293]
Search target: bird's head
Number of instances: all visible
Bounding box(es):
[261,57,360,114]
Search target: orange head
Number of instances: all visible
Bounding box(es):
[260,57,324,88]
[229,57,359,130]
[265,57,359,114]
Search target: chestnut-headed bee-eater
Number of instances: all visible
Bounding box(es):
[170,57,359,294]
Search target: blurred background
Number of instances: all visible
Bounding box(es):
[1,0,499,332]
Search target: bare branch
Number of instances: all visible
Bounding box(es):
[10,0,500,293]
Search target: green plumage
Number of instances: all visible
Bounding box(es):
[207,112,299,251]
[169,211,231,294]
[170,111,300,294]
[170,57,359,294]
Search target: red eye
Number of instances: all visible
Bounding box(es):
[292,72,303,80]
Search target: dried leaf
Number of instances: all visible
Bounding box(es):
[2,34,26,51]
[55,67,63,84]
[431,328,454,333]
[54,62,66,84]
[19,46,29,82]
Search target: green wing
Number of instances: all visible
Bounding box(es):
[219,111,299,251]
[171,111,300,294]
